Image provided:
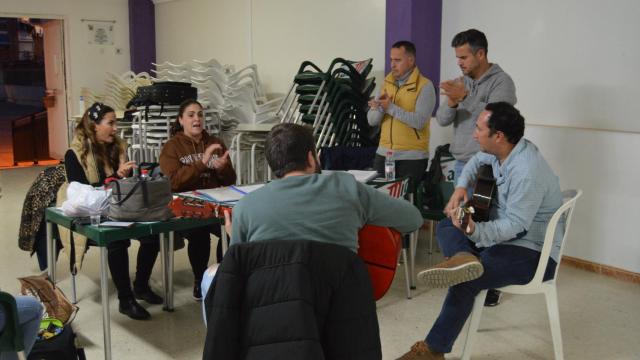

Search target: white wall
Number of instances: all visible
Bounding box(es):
[443,0,640,133]
[154,0,386,95]
[250,0,386,95]
[441,1,640,273]
[526,126,640,273]
[154,0,250,70]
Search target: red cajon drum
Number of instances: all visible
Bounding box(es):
[358,225,402,300]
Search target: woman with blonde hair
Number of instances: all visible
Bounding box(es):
[58,102,161,320]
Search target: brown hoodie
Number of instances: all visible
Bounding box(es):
[160,131,236,192]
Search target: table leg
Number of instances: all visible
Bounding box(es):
[410,230,417,289]
[100,247,112,360]
[160,233,169,311]
[220,223,228,255]
[168,232,174,311]
[46,221,55,282]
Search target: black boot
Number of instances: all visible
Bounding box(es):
[484,289,503,307]
[119,298,151,320]
[193,283,202,301]
[134,286,163,305]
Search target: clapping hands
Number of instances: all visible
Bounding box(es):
[202,143,230,171]
[440,77,467,107]
[368,89,393,112]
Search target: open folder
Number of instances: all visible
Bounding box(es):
[178,184,265,203]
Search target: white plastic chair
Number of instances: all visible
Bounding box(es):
[461,189,582,360]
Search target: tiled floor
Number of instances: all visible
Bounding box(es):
[1,166,639,359]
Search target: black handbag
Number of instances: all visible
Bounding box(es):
[107,175,174,222]
[126,81,197,108]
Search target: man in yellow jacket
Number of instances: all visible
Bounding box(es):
[368,40,436,191]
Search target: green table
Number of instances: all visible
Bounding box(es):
[45,208,218,360]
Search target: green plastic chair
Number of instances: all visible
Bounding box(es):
[416,175,455,254]
[0,291,27,360]
[415,144,456,254]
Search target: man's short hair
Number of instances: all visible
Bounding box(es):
[451,29,488,54]
[265,123,317,178]
[392,40,416,57]
[485,102,525,144]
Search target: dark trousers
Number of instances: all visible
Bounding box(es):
[177,225,223,284]
[34,221,62,271]
[107,236,159,301]
[373,155,428,195]
[426,218,557,353]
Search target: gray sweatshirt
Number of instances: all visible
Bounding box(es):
[436,64,516,161]
[230,172,423,252]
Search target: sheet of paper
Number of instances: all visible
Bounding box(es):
[101,221,135,228]
[322,170,378,183]
[177,184,265,203]
[346,170,378,183]
[234,184,265,194]
[195,184,264,202]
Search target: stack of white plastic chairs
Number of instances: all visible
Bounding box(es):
[151,59,282,127]
[150,59,281,184]
[103,71,153,111]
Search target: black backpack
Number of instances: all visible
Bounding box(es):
[27,325,86,360]
[126,81,197,108]
[419,144,455,210]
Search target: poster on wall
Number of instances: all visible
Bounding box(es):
[85,21,114,45]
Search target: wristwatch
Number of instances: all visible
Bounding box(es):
[464,224,474,236]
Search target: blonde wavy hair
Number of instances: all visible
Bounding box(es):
[74,103,125,174]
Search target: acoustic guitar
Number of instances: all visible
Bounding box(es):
[457,164,497,232]
[169,195,401,301]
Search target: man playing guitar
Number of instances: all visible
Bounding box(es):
[397,102,563,360]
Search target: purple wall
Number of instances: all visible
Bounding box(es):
[128,0,156,74]
[385,0,442,110]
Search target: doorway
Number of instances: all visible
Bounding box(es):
[0,16,67,168]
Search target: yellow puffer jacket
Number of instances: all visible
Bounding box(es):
[379,67,430,151]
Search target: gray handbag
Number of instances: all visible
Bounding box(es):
[107,176,174,221]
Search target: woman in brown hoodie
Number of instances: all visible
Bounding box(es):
[159,99,236,300]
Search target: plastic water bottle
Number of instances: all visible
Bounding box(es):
[384,150,395,180]
[79,95,85,113]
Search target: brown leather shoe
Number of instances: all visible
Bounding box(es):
[396,341,444,360]
[418,253,483,288]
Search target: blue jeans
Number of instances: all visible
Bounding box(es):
[201,264,219,326]
[425,218,557,353]
[0,296,43,359]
